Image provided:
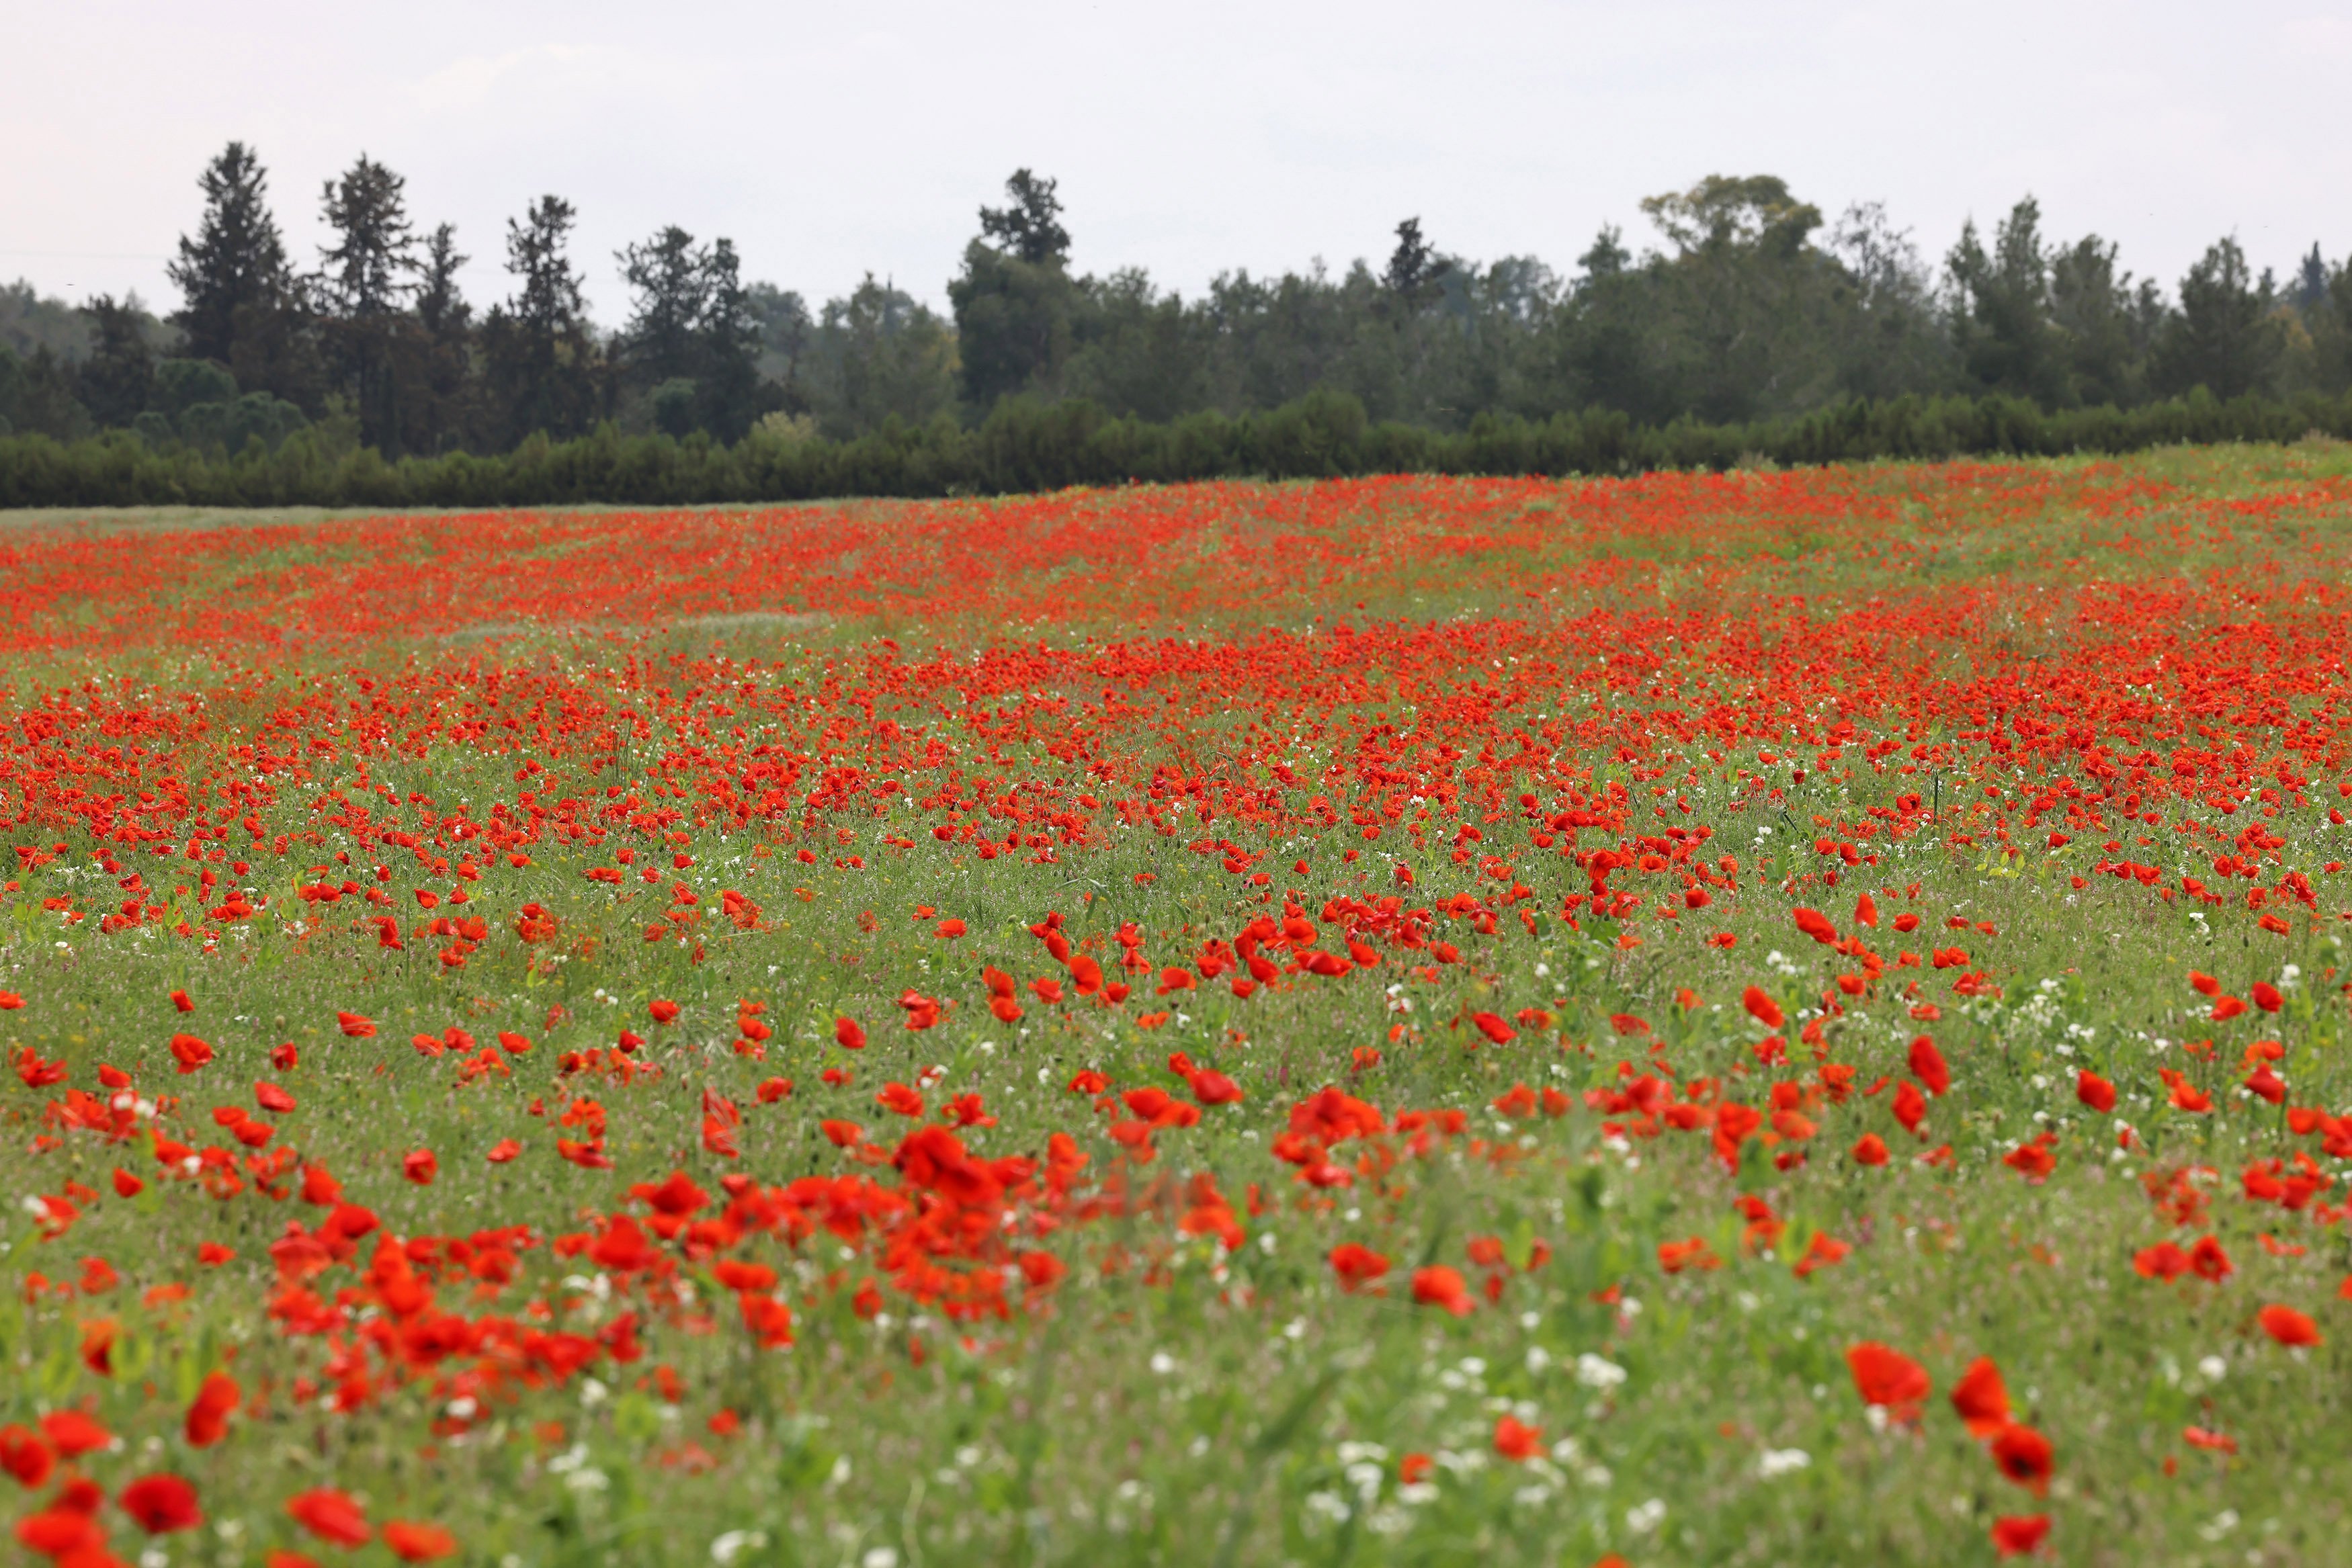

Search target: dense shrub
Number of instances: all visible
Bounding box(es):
[4,386,2347,510]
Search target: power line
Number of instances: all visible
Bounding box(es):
[0,249,170,261]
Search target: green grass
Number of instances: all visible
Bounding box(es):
[5,448,2352,1566]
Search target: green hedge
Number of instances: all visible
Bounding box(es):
[5,386,2349,510]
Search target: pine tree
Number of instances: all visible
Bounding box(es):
[413,224,472,453]
[978,171,1070,266]
[2292,245,2329,316]
[76,295,156,429]
[319,155,418,451]
[481,196,601,444]
[2154,236,2281,400]
[508,196,587,335]
[2048,236,2146,408]
[167,143,294,368]
[694,238,767,441]
[953,171,1079,407]
[1382,218,1443,312]
[616,227,711,388]
[1945,198,2068,406]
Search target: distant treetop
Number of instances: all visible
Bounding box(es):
[978,170,1071,267]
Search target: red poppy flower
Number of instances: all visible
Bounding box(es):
[0,1425,54,1487]
[120,1474,202,1534]
[185,1370,240,1447]
[39,1411,109,1458]
[1844,1342,1929,1421]
[1949,1357,2011,1438]
[13,1507,102,1559]
[1330,1244,1390,1291]
[1891,1080,1927,1137]
[1411,1265,1473,1316]
[1989,1514,2051,1557]
[382,1522,458,1562]
[740,1293,794,1348]
[1471,1010,1517,1044]
[1658,1237,1721,1274]
[2258,1303,2322,1348]
[1791,1232,1849,1278]
[286,1486,370,1546]
[1187,1068,1243,1106]
[1990,1424,2055,1494]
[1907,1035,1949,1096]
[2003,1139,2056,1183]
[1492,1415,1543,1461]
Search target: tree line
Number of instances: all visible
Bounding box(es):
[6,383,2349,512]
[3,146,2351,485]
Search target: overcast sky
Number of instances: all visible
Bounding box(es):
[7,0,2348,325]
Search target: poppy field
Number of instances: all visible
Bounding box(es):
[8,442,2352,1567]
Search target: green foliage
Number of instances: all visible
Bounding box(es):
[19,147,2352,479]
[165,141,294,367]
[152,356,239,419]
[318,153,419,453]
[1947,199,2070,408]
[976,167,1072,266]
[72,296,156,430]
[952,170,1084,409]
[950,241,1080,408]
[2155,238,2284,401]
[6,386,2352,510]
[0,343,90,443]
[612,227,770,443]
[616,226,711,387]
[6,452,2352,1563]
[480,195,605,446]
[1,277,98,361]
[167,141,316,408]
[650,378,700,439]
[804,277,958,441]
[175,390,309,454]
